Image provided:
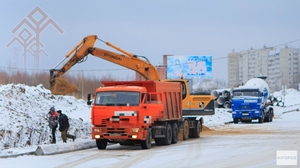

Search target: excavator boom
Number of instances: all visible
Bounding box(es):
[49,35,160,95]
[88,47,160,80]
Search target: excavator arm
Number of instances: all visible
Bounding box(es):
[88,47,160,80]
[49,35,160,95]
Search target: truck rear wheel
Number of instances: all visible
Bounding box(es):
[155,123,173,145]
[270,110,273,122]
[163,123,172,145]
[96,139,107,150]
[264,114,270,122]
[141,129,152,149]
[171,123,178,144]
[183,120,189,140]
[193,120,201,138]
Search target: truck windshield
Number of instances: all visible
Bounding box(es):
[233,90,259,97]
[94,91,140,106]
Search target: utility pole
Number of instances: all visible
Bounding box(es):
[281,85,286,107]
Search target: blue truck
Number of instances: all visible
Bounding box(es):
[231,77,274,124]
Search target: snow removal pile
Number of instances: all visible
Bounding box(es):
[0,84,92,152]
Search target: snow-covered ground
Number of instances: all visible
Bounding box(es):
[0,84,299,157]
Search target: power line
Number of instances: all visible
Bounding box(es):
[272,38,300,48]
[2,38,300,72]
[220,38,300,59]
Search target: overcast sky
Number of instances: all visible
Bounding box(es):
[1,0,300,82]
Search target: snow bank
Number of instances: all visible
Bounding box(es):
[203,108,232,128]
[0,84,92,151]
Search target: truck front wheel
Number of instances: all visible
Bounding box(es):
[96,139,107,150]
[155,123,173,145]
[141,129,152,149]
[233,118,239,124]
[258,114,264,123]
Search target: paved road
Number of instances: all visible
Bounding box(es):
[2,111,299,168]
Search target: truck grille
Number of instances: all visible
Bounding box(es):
[107,128,125,134]
[237,105,250,110]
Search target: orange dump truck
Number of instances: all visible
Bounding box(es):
[87,80,182,149]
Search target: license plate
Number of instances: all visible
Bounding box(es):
[242,113,248,116]
[109,134,122,136]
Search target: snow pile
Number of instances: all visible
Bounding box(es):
[203,108,232,127]
[273,88,300,106]
[271,88,300,117]
[0,84,92,151]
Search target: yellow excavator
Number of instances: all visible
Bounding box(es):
[49,35,159,95]
[50,35,215,119]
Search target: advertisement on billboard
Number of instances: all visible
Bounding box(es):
[166,55,212,79]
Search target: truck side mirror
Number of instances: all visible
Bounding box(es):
[87,93,93,105]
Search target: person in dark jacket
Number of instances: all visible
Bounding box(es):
[48,107,58,144]
[57,110,76,143]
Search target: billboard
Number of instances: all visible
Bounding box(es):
[166,55,212,79]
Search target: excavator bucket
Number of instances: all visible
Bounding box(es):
[50,76,78,95]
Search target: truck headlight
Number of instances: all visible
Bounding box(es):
[94,128,100,132]
[95,135,100,138]
[132,128,139,133]
[255,110,260,113]
[132,135,137,139]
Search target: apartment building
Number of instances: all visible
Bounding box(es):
[228,46,300,92]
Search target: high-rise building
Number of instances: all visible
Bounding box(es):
[228,46,300,92]
[227,50,240,87]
